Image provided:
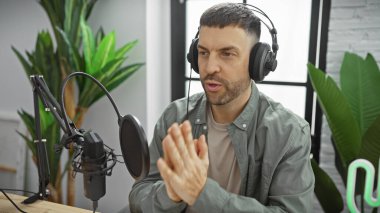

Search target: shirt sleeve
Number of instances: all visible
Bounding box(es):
[190,125,315,213]
[129,108,187,213]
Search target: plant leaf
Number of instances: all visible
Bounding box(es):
[90,63,143,104]
[85,0,98,20]
[56,27,83,73]
[359,114,380,172]
[307,63,361,169]
[12,47,33,78]
[95,27,105,46]
[114,40,138,59]
[17,110,36,140]
[105,63,143,91]
[78,58,126,107]
[311,159,344,212]
[80,17,95,73]
[340,52,380,136]
[91,31,115,73]
[16,130,36,157]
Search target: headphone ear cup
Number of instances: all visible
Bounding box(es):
[249,42,271,82]
[186,38,199,73]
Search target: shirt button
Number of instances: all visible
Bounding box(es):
[196,118,200,123]
[242,124,247,128]
[203,125,207,130]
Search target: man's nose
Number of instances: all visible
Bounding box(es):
[205,53,221,75]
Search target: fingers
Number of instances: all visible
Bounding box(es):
[157,158,182,202]
[197,135,209,161]
[168,123,191,162]
[162,134,185,172]
[163,136,173,169]
[157,158,175,179]
[181,121,197,158]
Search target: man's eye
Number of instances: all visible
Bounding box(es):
[199,51,209,56]
[222,52,234,57]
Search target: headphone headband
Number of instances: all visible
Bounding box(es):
[238,3,279,57]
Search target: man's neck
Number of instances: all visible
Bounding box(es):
[210,84,252,124]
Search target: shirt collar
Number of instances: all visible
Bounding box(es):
[194,94,208,125]
[232,82,260,131]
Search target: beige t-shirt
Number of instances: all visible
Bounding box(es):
[186,107,241,212]
[206,106,241,194]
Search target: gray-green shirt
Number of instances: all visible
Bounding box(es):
[129,83,315,213]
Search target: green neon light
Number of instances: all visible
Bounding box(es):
[346,158,380,212]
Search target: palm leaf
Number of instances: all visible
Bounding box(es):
[85,0,98,20]
[114,40,138,59]
[80,17,95,73]
[56,27,81,72]
[66,1,85,47]
[307,63,361,169]
[90,63,143,104]
[95,27,105,46]
[12,47,33,77]
[16,131,36,157]
[44,122,61,185]
[94,57,127,80]
[340,53,380,136]
[311,159,344,212]
[359,115,380,172]
[91,31,116,74]
[39,0,64,39]
[17,110,36,142]
[78,58,127,107]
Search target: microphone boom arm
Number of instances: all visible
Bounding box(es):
[23,72,149,211]
[24,75,81,204]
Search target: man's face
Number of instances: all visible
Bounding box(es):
[197,26,254,106]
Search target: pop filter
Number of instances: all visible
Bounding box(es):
[119,114,150,181]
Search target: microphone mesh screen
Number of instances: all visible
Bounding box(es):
[119,114,149,180]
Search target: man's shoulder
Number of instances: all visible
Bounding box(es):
[257,92,309,131]
[253,92,311,161]
[161,92,205,120]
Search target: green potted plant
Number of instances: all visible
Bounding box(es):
[12,0,143,205]
[308,52,380,212]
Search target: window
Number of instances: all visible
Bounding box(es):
[171,0,331,162]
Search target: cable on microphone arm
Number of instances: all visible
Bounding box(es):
[59,72,122,137]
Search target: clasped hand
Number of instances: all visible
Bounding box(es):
[157,121,209,206]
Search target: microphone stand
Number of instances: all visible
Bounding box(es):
[22,72,147,213]
[23,75,79,204]
[23,74,120,213]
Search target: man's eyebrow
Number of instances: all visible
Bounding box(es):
[197,44,208,50]
[220,46,239,52]
[197,44,239,51]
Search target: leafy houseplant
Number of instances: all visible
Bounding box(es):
[308,52,380,212]
[12,0,143,205]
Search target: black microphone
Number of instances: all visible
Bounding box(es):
[81,130,107,210]
[58,72,150,211]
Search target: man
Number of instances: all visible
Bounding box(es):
[129,3,314,212]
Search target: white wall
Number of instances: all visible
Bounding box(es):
[0,0,50,200]
[319,0,380,212]
[0,0,171,212]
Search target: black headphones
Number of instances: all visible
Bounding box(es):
[186,3,279,82]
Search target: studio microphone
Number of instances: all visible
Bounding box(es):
[81,130,107,209]
[58,72,150,212]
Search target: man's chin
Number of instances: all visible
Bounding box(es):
[205,93,228,105]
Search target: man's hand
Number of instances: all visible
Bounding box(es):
[157,121,209,205]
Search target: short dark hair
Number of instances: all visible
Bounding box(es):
[200,3,261,39]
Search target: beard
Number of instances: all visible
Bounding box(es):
[201,74,251,105]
